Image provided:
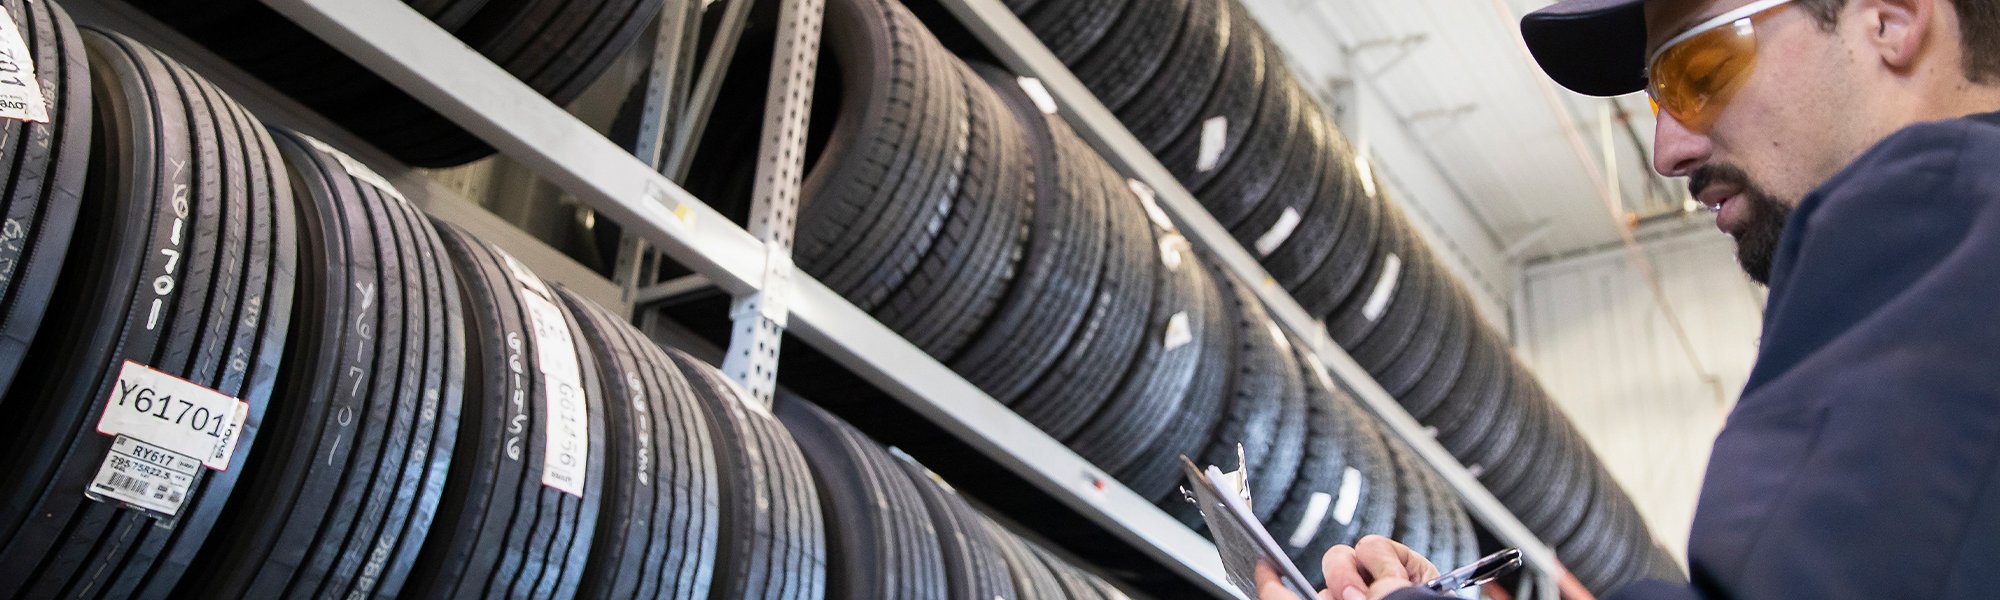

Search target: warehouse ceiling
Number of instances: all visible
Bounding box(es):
[1246,0,1695,263]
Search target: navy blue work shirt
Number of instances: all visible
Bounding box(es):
[1388,111,2000,600]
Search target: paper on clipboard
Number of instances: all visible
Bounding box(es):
[1182,454,1318,599]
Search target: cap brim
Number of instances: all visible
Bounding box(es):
[1520,0,1648,97]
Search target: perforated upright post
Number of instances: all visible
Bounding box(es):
[720,0,822,406]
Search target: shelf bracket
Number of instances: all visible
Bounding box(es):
[719,0,822,407]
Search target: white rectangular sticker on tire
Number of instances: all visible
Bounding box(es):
[96,360,249,470]
[1015,77,1059,115]
[1196,116,1228,172]
[85,434,201,520]
[1333,467,1362,526]
[302,135,406,201]
[1254,207,1302,257]
[1361,254,1402,322]
[1164,311,1193,351]
[520,291,590,498]
[0,8,49,124]
[1288,492,1335,548]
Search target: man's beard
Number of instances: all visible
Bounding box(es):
[1690,165,1793,285]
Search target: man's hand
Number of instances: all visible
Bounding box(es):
[1254,535,1440,600]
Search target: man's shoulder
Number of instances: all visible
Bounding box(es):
[1812,113,2000,209]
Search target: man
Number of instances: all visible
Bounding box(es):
[1258,0,2000,598]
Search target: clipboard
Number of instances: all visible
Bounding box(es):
[1181,453,1318,599]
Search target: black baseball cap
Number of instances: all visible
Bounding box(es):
[1520,0,1650,97]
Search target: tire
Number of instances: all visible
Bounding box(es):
[1122,257,1235,504]
[1022,0,1131,64]
[559,287,722,599]
[1268,362,1356,565]
[182,131,462,599]
[776,398,947,600]
[952,65,1107,407]
[895,461,1016,600]
[666,351,827,600]
[139,0,662,167]
[1115,0,1227,153]
[1228,103,1328,263]
[1466,372,1547,501]
[1169,271,1299,528]
[413,224,607,599]
[1155,7,1265,192]
[1369,273,1462,398]
[1387,446,1434,559]
[1065,232,1211,475]
[1192,52,1302,229]
[1006,127,1158,440]
[1393,289,1475,418]
[985,516,1067,598]
[0,28,297,597]
[1431,335,1514,460]
[1328,206,1414,349]
[804,0,971,312]
[1347,251,1436,374]
[1255,114,1359,292]
[1249,334,1314,523]
[1342,409,1402,545]
[1292,183,1381,321]
[1036,544,1109,600]
[871,60,1034,361]
[1069,0,1190,112]
[0,0,88,400]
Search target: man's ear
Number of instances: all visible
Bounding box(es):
[1856,0,1937,71]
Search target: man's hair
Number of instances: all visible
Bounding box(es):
[1794,0,2000,83]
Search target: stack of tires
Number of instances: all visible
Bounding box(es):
[0,7,1152,597]
[138,0,667,167]
[785,0,1478,585]
[1004,0,1682,593]
[779,395,1137,600]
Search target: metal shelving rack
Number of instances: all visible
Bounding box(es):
[76,0,1567,596]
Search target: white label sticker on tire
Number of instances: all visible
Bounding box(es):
[1356,155,1377,199]
[1361,254,1402,322]
[521,292,590,498]
[1265,319,1290,352]
[1288,492,1334,548]
[1333,467,1362,525]
[86,434,201,520]
[1158,234,1186,271]
[0,8,49,124]
[1196,116,1228,172]
[97,361,249,470]
[302,135,406,201]
[1016,76,1059,115]
[1127,179,1175,231]
[1163,311,1193,351]
[1254,207,1302,257]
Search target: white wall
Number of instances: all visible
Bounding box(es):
[1513,226,1766,563]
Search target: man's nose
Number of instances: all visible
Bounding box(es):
[1652,110,1712,178]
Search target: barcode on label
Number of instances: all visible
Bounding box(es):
[108,473,147,494]
[86,434,200,520]
[0,7,49,124]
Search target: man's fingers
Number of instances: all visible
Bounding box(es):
[1255,560,1303,600]
[1355,536,1412,585]
[1320,545,1369,600]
